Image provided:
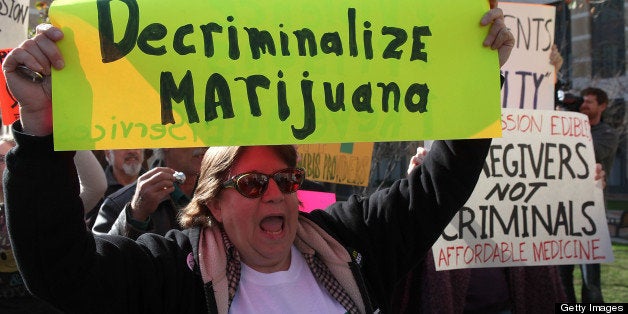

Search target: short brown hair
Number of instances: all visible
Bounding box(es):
[581,87,609,106]
[179,145,298,228]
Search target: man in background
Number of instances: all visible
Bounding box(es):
[86,149,146,228]
[559,87,618,303]
[92,147,206,239]
[103,149,146,197]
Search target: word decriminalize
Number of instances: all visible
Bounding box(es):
[96,1,433,139]
[97,3,431,62]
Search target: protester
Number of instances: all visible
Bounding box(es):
[395,146,605,313]
[395,145,606,313]
[103,149,146,197]
[2,2,514,313]
[0,141,104,314]
[84,149,146,228]
[92,147,206,239]
[559,87,618,303]
[580,87,619,179]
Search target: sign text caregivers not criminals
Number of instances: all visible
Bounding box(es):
[433,109,614,270]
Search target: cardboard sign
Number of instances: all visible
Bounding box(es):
[500,2,556,110]
[0,48,20,125]
[49,0,501,150]
[297,142,373,187]
[0,0,29,49]
[433,108,614,270]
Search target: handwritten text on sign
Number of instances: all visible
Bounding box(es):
[49,0,500,150]
[433,108,614,270]
[0,0,29,49]
[500,2,556,110]
[0,49,20,125]
[297,143,374,187]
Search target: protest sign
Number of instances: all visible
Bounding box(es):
[49,0,501,150]
[433,108,614,270]
[297,190,336,213]
[296,142,373,187]
[0,0,29,49]
[500,2,556,110]
[0,48,20,125]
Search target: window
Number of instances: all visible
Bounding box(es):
[591,0,626,78]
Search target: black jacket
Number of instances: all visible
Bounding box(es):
[91,181,185,239]
[5,122,490,313]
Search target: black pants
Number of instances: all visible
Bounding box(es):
[558,264,604,303]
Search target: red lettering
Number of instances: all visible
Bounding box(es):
[550,115,560,135]
[501,113,542,133]
[518,242,527,262]
[532,239,606,262]
[437,247,451,267]
[548,115,590,139]
[592,238,605,260]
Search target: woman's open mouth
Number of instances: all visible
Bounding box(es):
[260,215,284,236]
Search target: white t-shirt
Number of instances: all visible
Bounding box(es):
[230,246,347,314]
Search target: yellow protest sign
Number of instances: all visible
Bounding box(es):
[297,143,374,187]
[50,0,501,150]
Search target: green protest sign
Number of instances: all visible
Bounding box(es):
[50,0,501,150]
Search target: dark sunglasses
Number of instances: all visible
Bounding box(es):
[222,167,306,198]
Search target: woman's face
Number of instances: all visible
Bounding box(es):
[209,146,300,273]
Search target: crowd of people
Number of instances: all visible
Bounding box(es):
[0,0,621,313]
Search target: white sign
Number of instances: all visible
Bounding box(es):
[0,0,29,49]
[433,108,614,270]
[500,2,556,110]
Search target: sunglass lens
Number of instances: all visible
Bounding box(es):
[274,169,304,193]
[237,174,269,198]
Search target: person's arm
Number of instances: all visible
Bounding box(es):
[4,125,204,313]
[2,25,205,313]
[75,150,107,212]
[309,139,490,311]
[91,189,131,236]
[93,192,158,239]
[310,2,513,307]
[109,202,158,239]
[92,167,176,238]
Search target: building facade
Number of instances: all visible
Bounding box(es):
[563,0,627,195]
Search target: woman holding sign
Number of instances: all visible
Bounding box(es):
[2,1,514,313]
